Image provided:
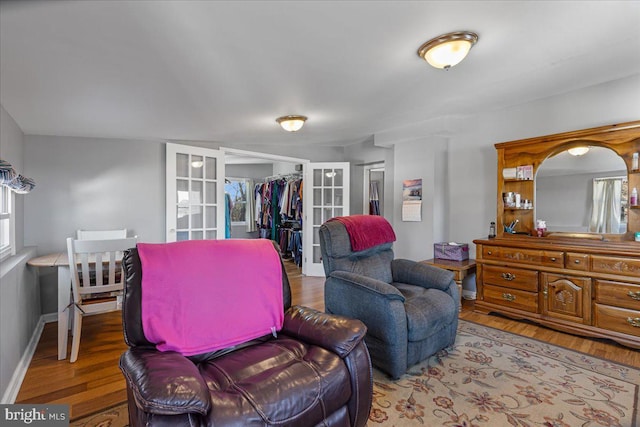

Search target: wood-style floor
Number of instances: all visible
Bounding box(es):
[15,260,640,421]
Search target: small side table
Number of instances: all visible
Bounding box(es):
[421,258,476,309]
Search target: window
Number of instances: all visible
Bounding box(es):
[225,178,248,225]
[0,185,15,260]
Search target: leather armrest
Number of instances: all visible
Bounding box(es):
[391,259,454,291]
[119,348,211,416]
[282,305,367,358]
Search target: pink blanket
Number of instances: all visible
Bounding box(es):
[137,239,283,356]
[329,215,396,252]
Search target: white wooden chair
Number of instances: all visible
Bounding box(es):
[66,237,137,363]
[76,229,128,240]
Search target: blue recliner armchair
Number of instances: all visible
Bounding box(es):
[319,216,459,379]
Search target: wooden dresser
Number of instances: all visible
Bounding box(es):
[474,237,640,348]
[474,121,640,348]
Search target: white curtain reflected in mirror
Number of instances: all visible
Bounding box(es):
[589,177,625,233]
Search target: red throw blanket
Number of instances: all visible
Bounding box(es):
[137,239,283,356]
[329,215,396,252]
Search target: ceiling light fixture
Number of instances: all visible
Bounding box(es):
[568,147,590,156]
[417,31,478,70]
[276,115,307,132]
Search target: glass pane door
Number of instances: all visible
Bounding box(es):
[303,162,350,276]
[166,144,225,241]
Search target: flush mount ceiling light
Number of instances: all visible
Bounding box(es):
[417,31,478,70]
[276,115,307,132]
[568,147,590,156]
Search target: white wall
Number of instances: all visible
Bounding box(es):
[23,135,345,312]
[24,135,166,253]
[24,135,165,313]
[391,136,448,260]
[15,74,640,313]
[343,138,395,224]
[344,74,639,293]
[447,74,640,258]
[0,105,40,403]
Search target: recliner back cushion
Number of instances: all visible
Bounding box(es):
[320,220,394,283]
[331,250,394,284]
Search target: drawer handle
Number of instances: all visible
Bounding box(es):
[487,251,493,255]
[627,317,640,328]
[628,291,640,301]
[550,257,557,262]
[574,260,581,264]
[501,272,516,281]
[502,293,516,302]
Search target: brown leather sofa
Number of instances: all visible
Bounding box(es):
[119,246,373,426]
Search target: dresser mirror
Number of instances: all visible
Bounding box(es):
[536,146,628,234]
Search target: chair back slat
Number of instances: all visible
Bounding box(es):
[67,237,138,300]
[77,229,127,240]
[107,251,117,284]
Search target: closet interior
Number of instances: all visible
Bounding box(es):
[225,154,304,268]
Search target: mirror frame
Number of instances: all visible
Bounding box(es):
[494,121,640,242]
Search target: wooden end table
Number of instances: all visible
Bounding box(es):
[421,258,477,309]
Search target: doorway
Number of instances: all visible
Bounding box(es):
[363,162,385,216]
[166,144,349,276]
[222,148,349,277]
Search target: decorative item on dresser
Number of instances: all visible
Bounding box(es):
[474,121,640,349]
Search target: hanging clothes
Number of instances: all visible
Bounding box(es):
[225,193,233,238]
[369,181,380,215]
[254,175,303,264]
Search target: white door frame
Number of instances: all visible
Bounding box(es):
[303,162,350,277]
[166,143,226,242]
[363,162,385,214]
[221,147,309,166]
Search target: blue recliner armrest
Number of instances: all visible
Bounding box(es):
[391,259,455,291]
[329,270,405,300]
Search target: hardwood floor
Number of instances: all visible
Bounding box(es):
[15,260,640,421]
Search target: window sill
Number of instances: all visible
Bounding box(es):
[0,246,37,279]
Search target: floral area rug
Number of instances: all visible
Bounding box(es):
[368,320,639,427]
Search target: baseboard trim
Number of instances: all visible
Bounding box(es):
[42,312,57,324]
[1,315,46,404]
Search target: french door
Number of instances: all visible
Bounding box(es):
[303,162,350,276]
[166,143,226,241]
[167,145,349,277]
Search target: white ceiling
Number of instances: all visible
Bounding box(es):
[1,1,639,147]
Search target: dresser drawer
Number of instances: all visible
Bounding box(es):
[594,304,640,337]
[566,252,590,271]
[591,255,640,278]
[482,246,501,260]
[541,251,564,268]
[483,246,563,268]
[595,280,640,311]
[483,284,538,313]
[484,265,538,291]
